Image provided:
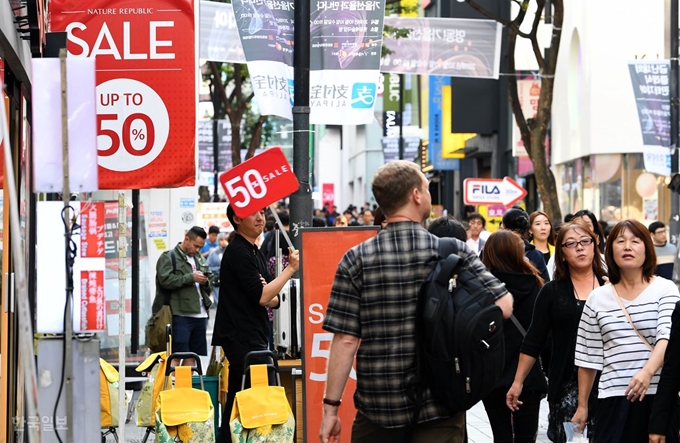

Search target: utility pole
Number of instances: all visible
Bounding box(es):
[289,0,313,253]
[670,0,679,245]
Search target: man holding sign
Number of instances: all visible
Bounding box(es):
[320,161,513,443]
[212,205,299,442]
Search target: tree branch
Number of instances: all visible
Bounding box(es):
[465,0,511,27]
[209,62,229,119]
[528,0,545,70]
[246,115,268,159]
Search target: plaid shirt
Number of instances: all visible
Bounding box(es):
[323,221,508,428]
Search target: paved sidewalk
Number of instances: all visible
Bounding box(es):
[466,397,551,443]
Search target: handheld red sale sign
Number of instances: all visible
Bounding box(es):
[219,148,299,219]
[49,0,196,189]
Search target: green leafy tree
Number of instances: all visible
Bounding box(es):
[466,0,563,222]
[206,62,271,168]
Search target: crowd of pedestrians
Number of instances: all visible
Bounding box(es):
[155,165,680,443]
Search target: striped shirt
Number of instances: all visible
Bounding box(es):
[323,221,509,428]
[574,277,680,398]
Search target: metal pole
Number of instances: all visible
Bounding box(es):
[117,193,127,443]
[398,74,405,160]
[212,119,220,200]
[289,0,312,254]
[131,189,140,354]
[60,49,75,443]
[670,0,679,245]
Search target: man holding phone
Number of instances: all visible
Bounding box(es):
[153,226,214,361]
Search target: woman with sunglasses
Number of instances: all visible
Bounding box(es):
[507,221,606,442]
[571,220,680,442]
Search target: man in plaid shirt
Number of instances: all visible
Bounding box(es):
[319,161,513,443]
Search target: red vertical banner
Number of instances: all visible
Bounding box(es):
[49,0,196,189]
[80,270,105,332]
[322,183,335,210]
[301,227,379,442]
[80,202,105,258]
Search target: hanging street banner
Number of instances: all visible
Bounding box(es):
[231,0,294,119]
[199,1,246,63]
[381,17,502,79]
[231,0,386,124]
[628,60,671,147]
[50,0,197,189]
[428,76,459,171]
[309,0,385,124]
[381,136,421,163]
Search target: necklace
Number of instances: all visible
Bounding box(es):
[573,274,596,305]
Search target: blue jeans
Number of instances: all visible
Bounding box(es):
[172,315,208,356]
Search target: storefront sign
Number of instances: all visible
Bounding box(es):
[428,76,459,170]
[50,0,197,189]
[381,17,502,79]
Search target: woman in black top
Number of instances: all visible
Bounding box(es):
[649,300,680,443]
[506,221,606,442]
[481,230,547,442]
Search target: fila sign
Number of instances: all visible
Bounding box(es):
[464,177,527,207]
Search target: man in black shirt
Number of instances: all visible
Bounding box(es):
[213,205,299,442]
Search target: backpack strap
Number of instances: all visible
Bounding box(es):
[510,315,527,337]
[436,238,463,287]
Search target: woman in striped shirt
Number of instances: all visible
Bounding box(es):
[571,219,680,442]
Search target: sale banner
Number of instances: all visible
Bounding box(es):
[300,227,379,443]
[49,0,196,189]
[219,147,299,219]
[80,202,105,258]
[79,270,106,332]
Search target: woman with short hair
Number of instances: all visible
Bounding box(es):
[571,220,680,442]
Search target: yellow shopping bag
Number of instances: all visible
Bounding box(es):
[229,364,295,443]
[155,366,215,443]
[134,351,167,427]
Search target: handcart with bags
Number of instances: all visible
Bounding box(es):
[155,351,216,443]
[229,350,295,443]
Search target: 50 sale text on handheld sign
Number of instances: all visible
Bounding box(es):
[219,147,299,218]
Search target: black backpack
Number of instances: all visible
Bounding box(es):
[413,238,505,413]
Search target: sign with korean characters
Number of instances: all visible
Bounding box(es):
[36,202,107,333]
[628,60,672,147]
[49,0,196,189]
[301,227,379,443]
[231,0,386,125]
[219,147,299,218]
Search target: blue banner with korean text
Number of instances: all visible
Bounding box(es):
[628,60,672,147]
[429,76,459,171]
[231,0,386,124]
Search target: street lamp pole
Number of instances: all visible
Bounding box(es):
[670,0,679,244]
[289,0,313,253]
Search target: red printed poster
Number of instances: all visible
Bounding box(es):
[49,0,196,189]
[80,202,105,258]
[322,183,334,210]
[80,270,105,332]
[301,227,379,442]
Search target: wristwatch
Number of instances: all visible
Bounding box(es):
[323,398,342,407]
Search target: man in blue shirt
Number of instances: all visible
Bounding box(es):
[200,225,220,258]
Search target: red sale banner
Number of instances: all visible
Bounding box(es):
[80,202,105,258]
[80,270,105,332]
[49,0,196,189]
[219,147,299,219]
[301,227,379,442]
